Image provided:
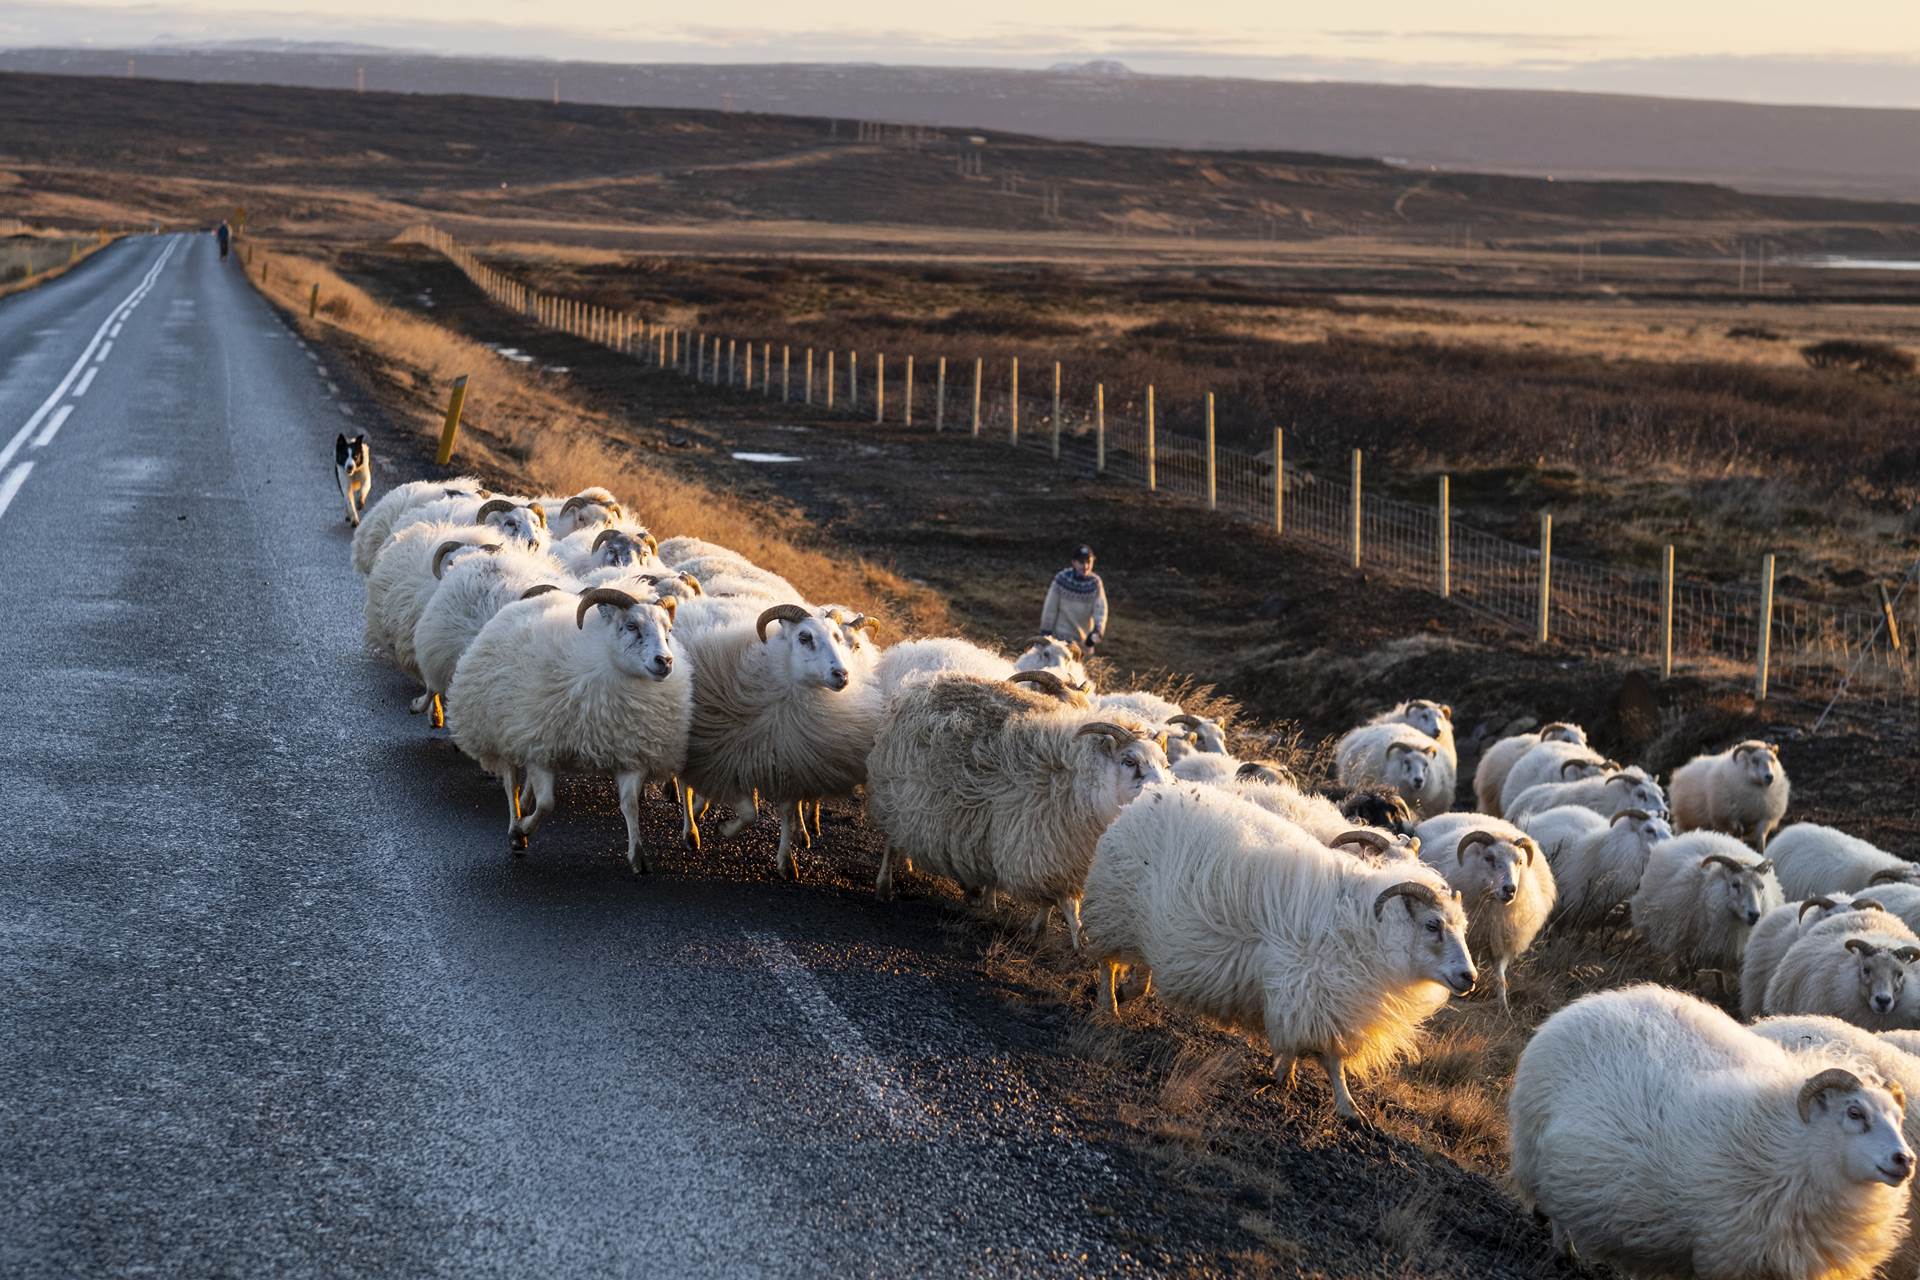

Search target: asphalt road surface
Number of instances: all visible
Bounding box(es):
[0,236,1192,1277]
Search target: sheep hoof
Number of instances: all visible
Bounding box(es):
[629,856,652,876]
[1335,1105,1372,1129]
[511,831,529,854]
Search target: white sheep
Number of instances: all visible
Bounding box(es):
[549,525,661,579]
[1884,1030,1920,1057]
[1850,882,1920,939]
[1498,739,1609,816]
[1082,782,1475,1121]
[1473,721,1588,815]
[1629,830,1783,982]
[1767,823,1920,898]
[413,542,571,725]
[1509,983,1913,1278]
[1523,805,1671,931]
[1740,893,1878,1021]
[1225,767,1419,855]
[1335,722,1449,819]
[446,586,691,873]
[1669,739,1791,852]
[363,523,513,697]
[350,475,487,574]
[864,675,1171,925]
[1013,635,1090,691]
[535,486,625,539]
[1368,698,1457,770]
[1413,813,1556,1008]
[1503,765,1668,826]
[677,602,883,878]
[384,494,548,561]
[873,638,1016,704]
[1169,751,1242,786]
[656,537,801,603]
[1764,911,1920,1030]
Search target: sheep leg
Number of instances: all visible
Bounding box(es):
[1058,896,1083,953]
[429,692,445,730]
[796,801,813,850]
[1104,961,1124,1018]
[519,764,556,842]
[1494,959,1512,1012]
[718,793,758,839]
[1320,1052,1365,1122]
[408,691,433,715]
[1273,1054,1298,1090]
[1550,1220,1576,1261]
[810,801,824,840]
[1115,967,1152,1004]
[617,770,650,875]
[775,804,799,880]
[1027,904,1053,938]
[500,764,527,854]
[677,780,702,851]
[875,846,897,901]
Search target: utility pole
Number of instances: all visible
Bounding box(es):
[552,75,560,106]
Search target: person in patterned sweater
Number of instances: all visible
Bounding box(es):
[1040,544,1109,656]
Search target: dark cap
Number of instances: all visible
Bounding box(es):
[1073,544,1094,559]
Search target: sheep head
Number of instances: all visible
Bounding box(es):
[1605,770,1668,817]
[1731,740,1782,788]
[756,604,854,692]
[1373,880,1475,996]
[1796,1067,1911,1186]
[1008,670,1087,707]
[1400,699,1452,740]
[1456,829,1534,906]
[1609,807,1673,849]
[1384,740,1436,796]
[1843,938,1915,1018]
[1539,721,1587,745]
[1338,786,1419,837]
[558,490,623,535]
[1074,721,1172,811]
[474,498,546,550]
[1700,852,1773,928]
[1559,756,1605,781]
[431,539,501,579]
[1168,713,1228,755]
[579,587,677,681]
[590,528,649,569]
[1235,760,1292,787]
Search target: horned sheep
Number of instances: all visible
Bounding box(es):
[1473,721,1588,815]
[1368,699,1457,770]
[1503,765,1667,826]
[1498,738,1609,816]
[1335,722,1449,819]
[873,637,1016,705]
[1763,910,1920,1030]
[1522,806,1671,931]
[1228,768,1419,855]
[1082,783,1475,1121]
[446,586,691,873]
[350,475,488,574]
[1740,893,1880,1021]
[1669,739,1791,852]
[1013,636,1090,692]
[1413,813,1556,1007]
[865,675,1171,924]
[1768,823,1920,899]
[1629,830,1782,981]
[1509,983,1913,1279]
[413,540,571,727]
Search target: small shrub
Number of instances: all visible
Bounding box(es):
[1726,325,1781,342]
[1801,338,1914,379]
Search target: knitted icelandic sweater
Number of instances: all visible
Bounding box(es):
[1040,567,1109,645]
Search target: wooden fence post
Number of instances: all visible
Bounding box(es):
[1145,385,1157,491]
[1095,384,1106,473]
[826,352,836,409]
[876,353,886,423]
[435,375,470,465]
[1350,449,1363,569]
[1204,392,1217,510]
[782,346,791,401]
[1879,583,1903,653]
[308,282,319,319]
[728,338,736,388]
[1537,513,1553,645]
[1051,361,1062,460]
[1661,544,1676,678]
[1438,476,1450,596]
[805,349,814,404]
[1009,358,1020,445]
[904,356,914,426]
[1756,553,1777,701]
[935,357,946,431]
[1274,426,1285,535]
[849,352,858,412]
[971,358,983,436]
[744,341,753,390]
[763,343,771,395]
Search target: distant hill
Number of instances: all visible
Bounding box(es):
[3,45,1919,200]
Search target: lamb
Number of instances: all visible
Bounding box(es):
[1740,894,1881,1020]
[677,603,884,878]
[447,586,689,872]
[1473,721,1588,815]
[1523,806,1672,931]
[350,475,487,574]
[535,486,625,538]
[873,638,1016,704]
[865,674,1171,924]
[1763,911,1920,1030]
[1081,783,1475,1121]
[1335,722,1448,819]
[1413,813,1556,1008]
[1014,635,1090,691]
[1509,983,1913,1279]
[1669,739,1791,852]
[1498,739,1609,816]
[1629,830,1783,982]
[333,433,371,527]
[1503,765,1668,826]
[413,541,572,725]
[1768,823,1920,898]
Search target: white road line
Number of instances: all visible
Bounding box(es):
[0,463,34,520]
[94,340,113,362]
[71,367,99,398]
[109,323,123,338]
[33,406,73,448]
[325,381,339,396]
[338,405,354,417]
[0,237,177,474]
[747,929,931,1136]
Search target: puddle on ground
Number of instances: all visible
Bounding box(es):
[732,452,805,463]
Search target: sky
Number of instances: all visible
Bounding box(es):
[7,0,1920,109]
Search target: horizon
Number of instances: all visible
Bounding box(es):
[5,0,1920,111]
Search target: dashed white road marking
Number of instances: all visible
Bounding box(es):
[0,236,177,475]
[71,367,98,398]
[338,404,354,417]
[94,340,113,362]
[109,322,123,338]
[325,381,339,396]
[0,463,34,519]
[34,406,73,449]
[747,929,931,1136]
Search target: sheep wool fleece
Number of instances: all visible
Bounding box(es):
[1040,568,1109,646]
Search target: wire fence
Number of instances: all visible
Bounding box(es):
[401,224,1919,724]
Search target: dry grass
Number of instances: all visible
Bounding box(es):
[0,230,114,299]
[244,243,950,634]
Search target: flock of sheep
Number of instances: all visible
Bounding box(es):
[349,473,1919,1280]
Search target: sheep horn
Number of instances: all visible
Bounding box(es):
[1540,721,1576,738]
[1008,670,1068,697]
[576,587,641,629]
[1605,773,1639,788]
[591,528,630,553]
[1610,809,1652,825]
[1167,714,1206,730]
[474,498,520,522]
[432,540,500,578]
[1439,704,1453,720]
[1700,854,1751,873]
[1798,1068,1864,1122]
[1388,741,1432,757]
[519,583,564,601]
[1333,830,1391,854]
[1755,859,1773,874]
[1456,830,1501,863]
[1870,869,1916,886]
[528,504,547,529]
[1560,759,1593,779]
[1373,881,1440,920]
[1846,938,1882,958]
[1898,947,1920,965]
[677,572,704,596]
[1518,836,1539,866]
[756,603,812,641]
[560,495,593,517]
[1798,897,1837,921]
[1853,899,1885,913]
[1236,761,1286,784]
[1066,640,1084,661]
[849,612,878,634]
[1074,722,1140,747]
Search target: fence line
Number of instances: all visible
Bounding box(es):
[398,224,1917,721]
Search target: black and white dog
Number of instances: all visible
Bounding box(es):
[334,433,372,526]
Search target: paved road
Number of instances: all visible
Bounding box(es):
[0,236,1177,1277]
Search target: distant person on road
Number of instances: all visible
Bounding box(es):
[1040,544,1108,657]
[215,219,231,260]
